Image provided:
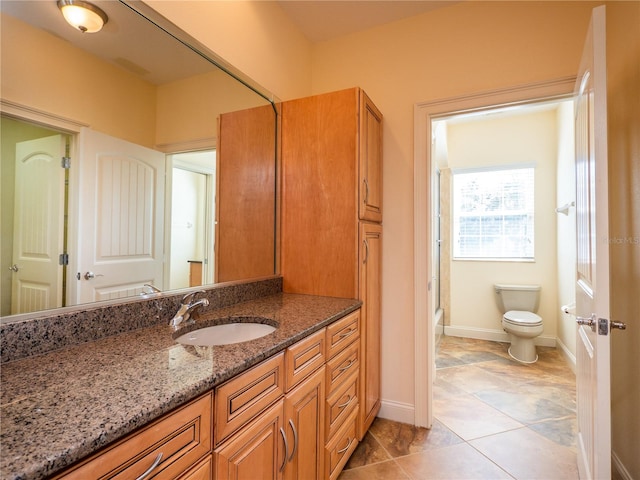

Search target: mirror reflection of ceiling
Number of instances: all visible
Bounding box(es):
[0,0,212,85]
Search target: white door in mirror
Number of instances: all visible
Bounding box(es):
[175,323,276,346]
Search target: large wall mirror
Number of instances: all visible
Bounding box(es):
[0,0,278,320]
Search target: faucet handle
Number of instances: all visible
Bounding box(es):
[144,283,162,293]
[181,290,206,304]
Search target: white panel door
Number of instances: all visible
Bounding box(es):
[11,135,65,314]
[574,6,613,479]
[75,128,165,304]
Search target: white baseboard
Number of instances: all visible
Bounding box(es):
[378,399,415,425]
[556,337,576,373]
[612,451,633,480]
[444,325,557,347]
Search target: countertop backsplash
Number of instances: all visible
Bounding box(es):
[0,276,283,364]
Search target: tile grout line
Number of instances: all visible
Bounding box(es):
[339,338,577,479]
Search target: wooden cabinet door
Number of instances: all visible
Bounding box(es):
[216,104,277,283]
[358,91,383,223]
[284,366,325,480]
[215,401,285,480]
[358,222,382,439]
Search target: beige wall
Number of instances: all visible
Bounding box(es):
[445,109,560,342]
[310,1,597,412]
[1,14,157,147]
[606,2,640,478]
[144,0,313,101]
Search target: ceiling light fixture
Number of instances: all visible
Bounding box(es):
[57,0,108,33]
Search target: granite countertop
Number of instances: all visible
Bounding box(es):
[0,293,360,480]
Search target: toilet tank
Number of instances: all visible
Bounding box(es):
[494,284,541,313]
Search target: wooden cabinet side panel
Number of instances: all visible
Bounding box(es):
[359,223,382,439]
[281,89,359,298]
[217,104,277,283]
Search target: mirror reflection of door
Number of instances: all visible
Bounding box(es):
[1,116,70,316]
[74,128,165,305]
[12,135,66,314]
[169,150,216,290]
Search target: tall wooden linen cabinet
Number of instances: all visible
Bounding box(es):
[281,87,383,440]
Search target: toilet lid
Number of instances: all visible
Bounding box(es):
[504,310,542,326]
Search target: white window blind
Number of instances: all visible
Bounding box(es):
[453,166,534,259]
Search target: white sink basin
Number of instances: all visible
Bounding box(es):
[175,321,276,346]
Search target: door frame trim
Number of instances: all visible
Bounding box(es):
[412,75,576,427]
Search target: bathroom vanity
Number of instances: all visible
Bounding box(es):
[0,279,362,480]
[1,4,383,478]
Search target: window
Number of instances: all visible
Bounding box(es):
[453,166,534,260]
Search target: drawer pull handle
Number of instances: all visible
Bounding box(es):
[338,359,355,372]
[280,427,289,472]
[363,178,369,204]
[337,437,353,455]
[338,328,356,339]
[288,419,298,462]
[363,239,370,264]
[337,395,352,409]
[136,452,163,480]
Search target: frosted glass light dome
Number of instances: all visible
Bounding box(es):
[58,0,108,33]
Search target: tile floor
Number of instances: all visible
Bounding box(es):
[339,335,578,480]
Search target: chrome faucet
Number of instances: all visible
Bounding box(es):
[169,291,209,330]
[140,283,162,297]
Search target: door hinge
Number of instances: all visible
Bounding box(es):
[61,156,71,169]
[59,253,69,266]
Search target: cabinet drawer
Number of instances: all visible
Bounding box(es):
[325,408,358,480]
[326,340,359,394]
[179,455,212,480]
[285,328,325,391]
[325,371,358,441]
[215,353,285,445]
[326,310,360,359]
[57,393,212,480]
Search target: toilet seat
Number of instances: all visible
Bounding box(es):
[503,310,542,327]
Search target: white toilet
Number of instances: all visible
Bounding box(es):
[494,284,543,363]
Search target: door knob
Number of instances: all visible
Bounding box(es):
[84,271,104,280]
[610,320,627,331]
[576,314,596,332]
[8,264,19,272]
